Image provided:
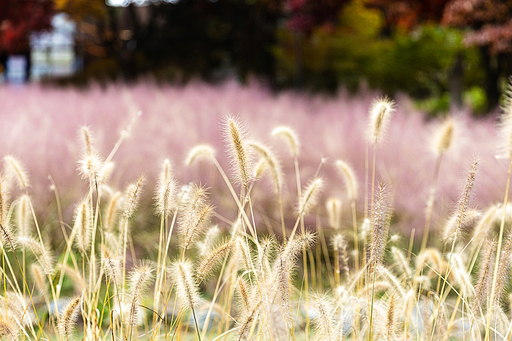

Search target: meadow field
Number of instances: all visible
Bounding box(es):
[0,80,510,340]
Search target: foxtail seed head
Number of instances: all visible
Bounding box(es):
[170,259,200,311]
[0,223,15,251]
[102,251,120,287]
[443,157,478,243]
[15,194,31,238]
[155,178,177,218]
[31,263,46,296]
[196,240,235,282]
[4,156,29,189]
[185,144,216,166]
[0,318,18,341]
[128,263,154,326]
[223,116,253,187]
[331,234,349,278]
[77,152,103,183]
[160,159,172,183]
[298,178,324,215]
[80,126,94,155]
[369,183,392,271]
[98,161,115,184]
[312,294,334,341]
[73,198,92,254]
[431,117,455,156]
[18,236,54,275]
[104,192,121,232]
[326,197,342,230]
[248,141,283,193]
[236,276,251,312]
[385,295,397,341]
[272,126,300,157]
[335,160,358,202]
[123,175,146,218]
[473,238,495,314]
[59,296,82,341]
[178,184,213,250]
[197,225,220,256]
[366,97,395,145]
[0,175,9,226]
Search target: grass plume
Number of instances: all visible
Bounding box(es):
[128,264,154,327]
[73,198,92,253]
[366,97,395,145]
[196,240,235,282]
[224,116,253,187]
[58,296,82,341]
[298,177,324,216]
[123,175,146,218]
[369,182,392,271]
[170,259,200,311]
[4,156,29,189]
[185,144,216,166]
[335,160,358,202]
[272,126,300,157]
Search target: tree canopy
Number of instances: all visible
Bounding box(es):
[0,0,54,53]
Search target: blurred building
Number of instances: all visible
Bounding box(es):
[30,13,78,81]
[1,13,77,83]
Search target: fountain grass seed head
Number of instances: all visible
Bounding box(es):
[272,126,300,158]
[366,97,395,145]
[223,116,254,188]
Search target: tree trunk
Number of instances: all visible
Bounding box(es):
[449,52,463,109]
[120,4,139,81]
[480,46,500,111]
[293,31,303,89]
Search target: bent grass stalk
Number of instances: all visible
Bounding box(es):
[485,157,512,341]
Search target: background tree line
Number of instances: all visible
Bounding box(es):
[1,0,512,114]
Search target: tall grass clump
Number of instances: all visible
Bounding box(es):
[3,80,512,341]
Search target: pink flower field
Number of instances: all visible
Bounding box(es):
[0,80,505,238]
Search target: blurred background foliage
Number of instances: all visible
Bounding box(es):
[1,0,512,115]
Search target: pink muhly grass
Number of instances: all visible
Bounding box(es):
[0,81,504,236]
